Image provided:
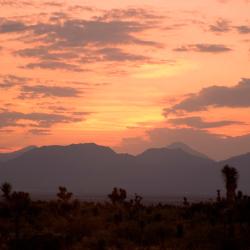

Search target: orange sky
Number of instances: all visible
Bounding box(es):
[0,0,250,158]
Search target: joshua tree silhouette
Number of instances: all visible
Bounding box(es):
[108,187,127,204]
[222,165,239,204]
[1,182,12,200]
[57,186,73,203]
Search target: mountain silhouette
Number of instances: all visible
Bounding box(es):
[167,142,210,159]
[0,143,249,196]
[0,146,37,162]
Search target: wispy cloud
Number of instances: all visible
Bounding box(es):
[0,19,27,33]
[0,75,30,88]
[174,44,232,53]
[96,8,164,21]
[168,116,244,129]
[18,85,83,99]
[0,110,88,129]
[209,19,231,33]
[23,61,85,72]
[28,128,51,135]
[236,25,250,34]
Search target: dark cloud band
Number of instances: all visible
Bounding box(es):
[165,79,250,114]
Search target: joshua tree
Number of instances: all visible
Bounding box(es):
[237,190,243,200]
[134,193,143,207]
[183,197,189,206]
[216,189,221,203]
[57,186,73,203]
[222,165,239,203]
[10,191,31,241]
[108,187,127,204]
[1,182,12,200]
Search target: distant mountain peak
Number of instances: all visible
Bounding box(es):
[167,142,210,160]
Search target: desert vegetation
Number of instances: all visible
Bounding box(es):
[0,165,250,250]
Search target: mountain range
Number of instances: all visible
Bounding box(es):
[0,143,249,196]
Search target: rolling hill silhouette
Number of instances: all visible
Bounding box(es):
[0,143,249,196]
[0,146,37,162]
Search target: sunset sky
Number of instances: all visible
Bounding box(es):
[0,0,250,160]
